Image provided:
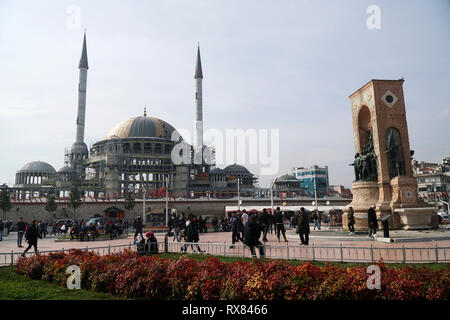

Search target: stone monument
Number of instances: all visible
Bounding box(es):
[343,79,438,231]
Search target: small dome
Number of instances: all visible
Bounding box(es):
[210,168,225,175]
[224,164,251,175]
[18,161,56,173]
[58,166,76,173]
[71,141,88,155]
[276,174,298,182]
[104,115,176,140]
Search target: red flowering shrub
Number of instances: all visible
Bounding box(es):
[185,257,228,300]
[15,251,450,300]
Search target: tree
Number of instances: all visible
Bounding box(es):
[124,191,136,221]
[0,184,12,220]
[68,184,82,218]
[45,187,58,217]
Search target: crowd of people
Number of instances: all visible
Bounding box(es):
[160,207,319,258]
[6,206,375,260]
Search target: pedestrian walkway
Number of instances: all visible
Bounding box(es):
[2,227,450,264]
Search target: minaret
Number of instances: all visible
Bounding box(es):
[193,44,203,163]
[70,31,89,173]
[76,31,89,144]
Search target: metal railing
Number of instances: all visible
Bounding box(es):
[162,241,450,264]
[2,241,449,266]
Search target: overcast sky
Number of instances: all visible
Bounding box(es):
[0,0,449,188]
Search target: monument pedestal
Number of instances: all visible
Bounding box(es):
[343,181,379,231]
[395,208,437,230]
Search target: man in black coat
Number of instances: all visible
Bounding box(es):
[22,220,41,256]
[274,207,288,242]
[260,208,270,242]
[182,215,205,253]
[368,205,378,238]
[296,208,311,245]
[230,212,244,249]
[243,215,265,258]
[134,216,144,241]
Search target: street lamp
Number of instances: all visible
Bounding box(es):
[165,176,169,226]
[142,187,146,225]
[237,177,242,211]
[313,178,318,212]
[270,179,276,214]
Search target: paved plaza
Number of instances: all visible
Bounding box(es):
[2,226,450,255]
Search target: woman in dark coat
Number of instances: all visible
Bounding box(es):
[243,215,265,258]
[347,207,356,234]
[22,220,41,256]
[182,216,205,253]
[296,208,310,245]
[367,205,378,238]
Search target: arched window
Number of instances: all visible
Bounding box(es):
[357,105,372,150]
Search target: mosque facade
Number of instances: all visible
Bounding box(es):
[12,34,257,200]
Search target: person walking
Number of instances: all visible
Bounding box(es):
[368,205,378,238]
[230,212,244,248]
[241,210,249,227]
[0,220,4,241]
[17,217,26,247]
[22,220,41,256]
[312,210,320,230]
[268,211,274,234]
[212,216,219,232]
[259,208,270,242]
[70,223,79,240]
[347,207,356,235]
[179,212,186,241]
[134,216,144,241]
[243,215,265,258]
[182,215,205,253]
[167,214,175,236]
[172,213,180,242]
[296,208,311,245]
[274,207,288,242]
[41,221,48,238]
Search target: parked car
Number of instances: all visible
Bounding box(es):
[85,217,106,233]
[437,212,450,224]
[54,219,74,228]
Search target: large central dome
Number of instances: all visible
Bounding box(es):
[105,115,176,140]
